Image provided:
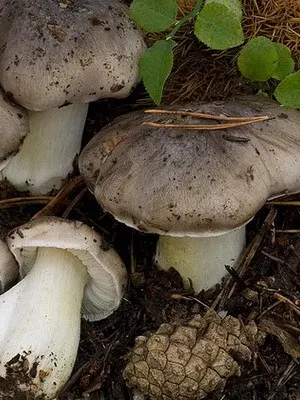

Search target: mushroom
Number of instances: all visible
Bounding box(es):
[0,217,127,399]
[0,239,18,294]
[0,91,29,171]
[79,95,300,293]
[0,0,146,194]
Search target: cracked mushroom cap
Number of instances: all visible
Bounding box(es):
[0,0,146,111]
[79,95,300,237]
[0,93,28,169]
[6,217,127,320]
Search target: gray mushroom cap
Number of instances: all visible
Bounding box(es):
[79,96,300,237]
[0,93,28,168]
[0,0,146,111]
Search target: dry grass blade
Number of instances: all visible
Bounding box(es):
[58,347,106,397]
[213,208,277,311]
[259,318,300,360]
[268,201,300,206]
[144,108,269,122]
[145,26,252,105]
[177,0,196,15]
[31,176,84,221]
[276,229,300,233]
[171,293,210,309]
[269,361,299,399]
[0,196,58,209]
[82,341,116,395]
[61,187,88,219]
[243,0,300,67]
[146,0,300,105]
[143,117,268,130]
[272,293,300,316]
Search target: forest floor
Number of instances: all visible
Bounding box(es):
[0,87,299,400]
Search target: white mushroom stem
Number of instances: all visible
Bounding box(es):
[155,226,246,293]
[1,103,88,195]
[0,247,88,399]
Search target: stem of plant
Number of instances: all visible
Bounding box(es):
[166,0,205,41]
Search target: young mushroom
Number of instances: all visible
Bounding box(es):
[0,217,127,399]
[0,0,146,194]
[79,95,300,293]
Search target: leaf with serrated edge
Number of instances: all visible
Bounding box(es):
[237,36,278,82]
[272,43,295,81]
[194,3,244,50]
[130,0,177,32]
[275,71,300,108]
[140,40,175,105]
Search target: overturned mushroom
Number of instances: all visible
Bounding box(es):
[0,0,146,194]
[79,95,300,293]
[0,217,127,399]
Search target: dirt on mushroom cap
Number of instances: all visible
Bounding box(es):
[79,95,300,236]
[0,0,146,111]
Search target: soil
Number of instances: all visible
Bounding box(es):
[0,84,299,400]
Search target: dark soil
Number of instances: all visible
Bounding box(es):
[0,84,299,400]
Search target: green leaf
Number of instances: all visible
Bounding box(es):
[140,40,175,105]
[205,0,242,19]
[275,71,300,108]
[272,43,295,81]
[130,0,177,32]
[237,36,278,82]
[194,2,244,50]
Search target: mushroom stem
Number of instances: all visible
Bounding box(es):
[155,226,246,293]
[1,103,88,195]
[0,247,88,398]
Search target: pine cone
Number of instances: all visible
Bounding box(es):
[123,313,262,400]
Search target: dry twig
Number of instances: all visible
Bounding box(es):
[214,208,277,311]
[0,196,58,209]
[31,176,84,220]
